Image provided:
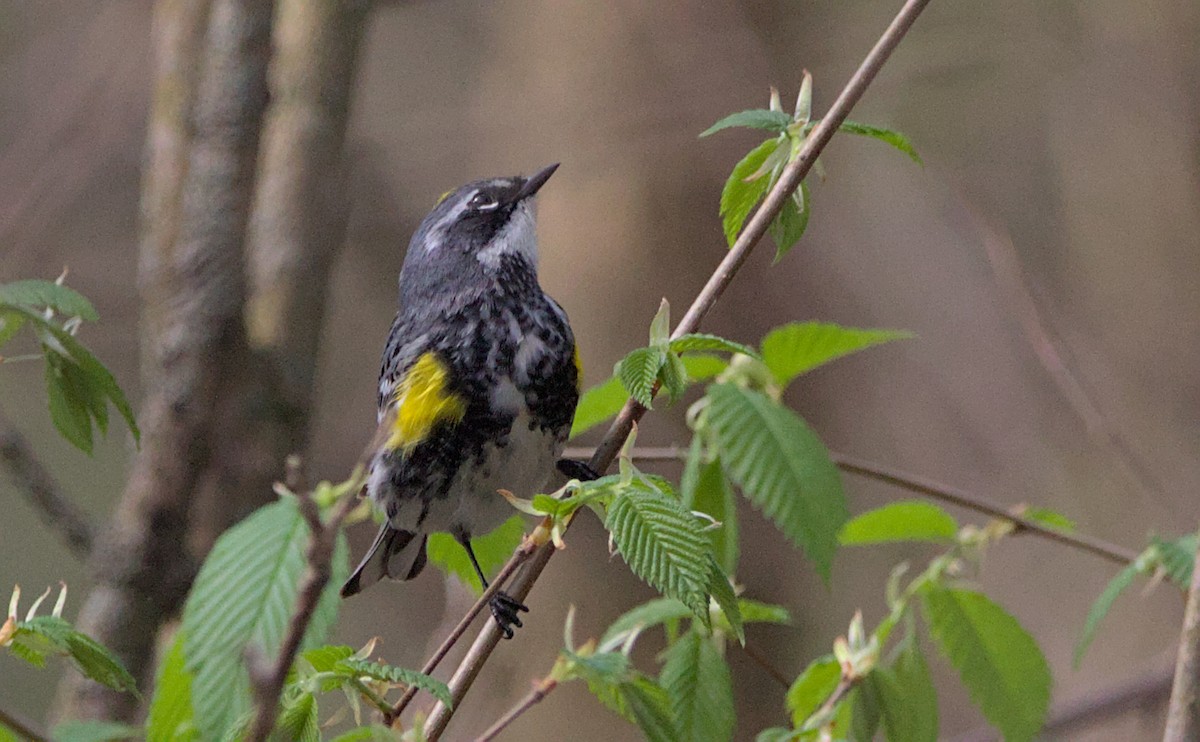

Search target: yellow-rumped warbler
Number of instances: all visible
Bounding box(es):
[341,164,587,637]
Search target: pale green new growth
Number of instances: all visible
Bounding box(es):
[839,501,958,546]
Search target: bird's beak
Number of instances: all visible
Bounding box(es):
[515,163,559,202]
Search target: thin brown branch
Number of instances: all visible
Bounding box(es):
[474,677,559,742]
[246,488,358,742]
[0,415,94,559]
[384,540,534,724]
[0,704,48,742]
[572,444,1138,566]
[422,1,934,737]
[832,453,1138,566]
[741,642,791,691]
[1164,533,1200,741]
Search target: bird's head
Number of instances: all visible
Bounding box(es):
[398,164,558,299]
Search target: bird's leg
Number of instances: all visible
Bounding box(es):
[461,537,527,639]
[556,458,600,482]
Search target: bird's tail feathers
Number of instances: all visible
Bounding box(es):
[340,524,428,597]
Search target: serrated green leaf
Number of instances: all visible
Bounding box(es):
[1153,533,1197,589]
[700,109,793,138]
[720,138,780,247]
[662,629,734,742]
[571,375,627,439]
[659,350,689,403]
[617,346,667,408]
[738,600,791,625]
[839,501,957,546]
[669,333,760,360]
[619,677,679,742]
[1074,561,1141,666]
[606,486,711,626]
[46,355,94,453]
[706,384,847,579]
[335,659,452,708]
[602,598,694,646]
[300,644,355,674]
[567,650,631,686]
[684,452,739,574]
[0,280,99,321]
[182,499,348,740]
[761,322,913,388]
[921,587,1050,742]
[706,556,743,644]
[876,643,938,742]
[427,514,525,594]
[681,354,728,382]
[274,693,319,742]
[1020,507,1075,533]
[835,120,922,164]
[7,639,46,666]
[852,678,883,742]
[786,656,840,726]
[146,633,196,742]
[50,721,140,742]
[768,182,811,262]
[65,629,139,694]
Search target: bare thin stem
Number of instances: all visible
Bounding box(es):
[383,541,533,724]
[1164,532,1200,741]
[0,705,48,742]
[474,677,558,742]
[245,489,358,742]
[422,1,934,737]
[832,453,1138,566]
[741,642,792,691]
[0,415,94,559]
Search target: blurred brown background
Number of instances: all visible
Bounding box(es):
[2,1,1199,739]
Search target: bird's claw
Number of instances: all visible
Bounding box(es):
[490,591,529,639]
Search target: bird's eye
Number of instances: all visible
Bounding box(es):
[469,193,499,211]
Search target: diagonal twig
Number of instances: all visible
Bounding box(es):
[0,704,48,742]
[421,1,936,737]
[1164,532,1200,742]
[0,414,94,559]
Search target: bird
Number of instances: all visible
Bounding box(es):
[340,163,589,638]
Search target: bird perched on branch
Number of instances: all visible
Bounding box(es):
[341,164,588,638]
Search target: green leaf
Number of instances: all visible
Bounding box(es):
[661,630,734,742]
[300,644,355,674]
[720,138,780,247]
[274,693,319,742]
[786,656,840,726]
[0,279,99,321]
[705,556,743,644]
[1020,507,1075,533]
[755,728,795,742]
[761,322,912,388]
[327,727,398,742]
[0,309,26,348]
[427,514,525,594]
[669,333,760,360]
[768,182,811,262]
[834,120,922,164]
[1153,533,1197,589]
[619,677,679,742]
[602,598,694,646]
[64,630,139,695]
[706,384,847,579]
[681,354,728,382]
[838,501,958,546]
[921,587,1050,742]
[737,600,791,625]
[571,375,628,438]
[700,109,793,138]
[146,633,196,742]
[1074,561,1141,666]
[0,722,19,742]
[605,486,711,626]
[335,659,452,708]
[567,650,632,686]
[46,355,95,453]
[617,346,667,408]
[876,643,938,742]
[659,350,689,403]
[682,446,739,574]
[648,299,671,347]
[182,499,348,740]
[50,721,140,742]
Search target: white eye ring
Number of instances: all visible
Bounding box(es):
[470,194,499,211]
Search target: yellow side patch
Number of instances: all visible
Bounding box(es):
[572,345,584,393]
[386,352,466,453]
